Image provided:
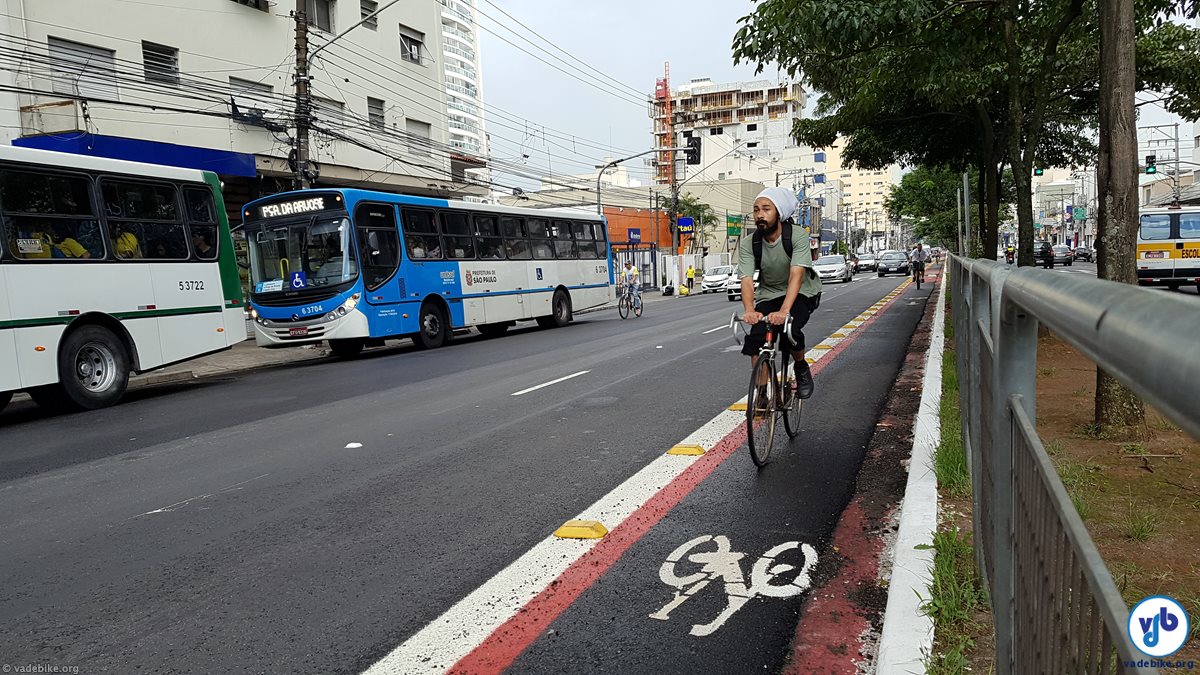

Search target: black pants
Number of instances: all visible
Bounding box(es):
[741,293,821,357]
[687,277,694,289]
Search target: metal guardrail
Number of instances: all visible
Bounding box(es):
[949,256,1200,674]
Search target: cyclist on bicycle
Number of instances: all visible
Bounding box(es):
[621,261,641,302]
[910,243,929,281]
[739,187,823,399]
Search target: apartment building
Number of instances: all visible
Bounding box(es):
[0,0,489,215]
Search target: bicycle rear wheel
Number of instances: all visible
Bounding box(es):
[746,354,777,467]
[780,351,803,439]
[618,295,630,319]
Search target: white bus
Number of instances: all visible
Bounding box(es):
[0,146,246,413]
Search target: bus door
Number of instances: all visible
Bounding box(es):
[353,203,404,335]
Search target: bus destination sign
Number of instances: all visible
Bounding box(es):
[248,193,342,221]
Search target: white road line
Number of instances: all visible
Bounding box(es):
[510,370,591,396]
[702,325,728,335]
[362,287,910,675]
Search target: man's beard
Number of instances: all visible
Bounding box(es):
[755,218,779,234]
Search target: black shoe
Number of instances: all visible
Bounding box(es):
[795,362,814,399]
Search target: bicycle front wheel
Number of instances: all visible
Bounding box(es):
[618,295,630,319]
[780,352,803,439]
[746,354,777,467]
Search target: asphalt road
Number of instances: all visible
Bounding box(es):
[0,271,927,675]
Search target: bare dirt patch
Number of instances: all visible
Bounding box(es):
[1036,333,1200,671]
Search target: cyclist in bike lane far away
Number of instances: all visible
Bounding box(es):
[622,260,641,301]
[910,242,929,280]
[739,187,823,399]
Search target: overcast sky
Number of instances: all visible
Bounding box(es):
[475,1,1192,191]
[476,0,769,190]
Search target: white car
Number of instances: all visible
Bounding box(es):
[701,265,735,293]
[813,254,853,284]
[726,270,759,301]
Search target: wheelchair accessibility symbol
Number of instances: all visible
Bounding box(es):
[650,534,817,636]
[289,271,307,289]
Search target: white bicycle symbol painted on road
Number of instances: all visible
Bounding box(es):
[649,534,818,636]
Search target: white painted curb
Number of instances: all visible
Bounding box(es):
[875,274,944,674]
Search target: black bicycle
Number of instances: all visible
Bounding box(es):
[618,283,643,319]
[731,313,803,466]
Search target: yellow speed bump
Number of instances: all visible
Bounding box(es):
[554,520,608,539]
[667,444,706,456]
[806,357,816,364]
[831,333,848,338]
[813,344,833,350]
[729,402,748,411]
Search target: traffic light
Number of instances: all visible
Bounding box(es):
[1033,167,1044,176]
[1146,155,1157,174]
[685,136,701,165]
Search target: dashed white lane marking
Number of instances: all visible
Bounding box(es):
[511,370,591,396]
[361,278,914,675]
[702,325,728,335]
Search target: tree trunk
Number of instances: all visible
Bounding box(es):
[1095,0,1145,427]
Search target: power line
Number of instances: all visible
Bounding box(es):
[473,0,645,99]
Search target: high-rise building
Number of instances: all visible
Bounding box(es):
[438,0,488,185]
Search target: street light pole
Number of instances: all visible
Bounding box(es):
[596,148,680,215]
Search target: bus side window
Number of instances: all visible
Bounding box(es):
[551,219,577,259]
[355,204,401,291]
[1180,212,1200,240]
[528,217,553,260]
[595,222,609,259]
[184,187,219,260]
[102,179,187,260]
[439,211,475,260]
[401,208,441,260]
[473,213,504,260]
[501,216,531,260]
[573,221,598,259]
[0,169,102,260]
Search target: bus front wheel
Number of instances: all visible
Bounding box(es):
[537,290,572,329]
[40,325,131,411]
[0,390,11,414]
[413,302,449,349]
[329,339,365,359]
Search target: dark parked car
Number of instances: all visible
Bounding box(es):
[876,251,910,277]
[1073,246,1094,262]
[1034,240,1054,267]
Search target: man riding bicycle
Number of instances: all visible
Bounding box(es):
[910,243,930,281]
[621,261,641,301]
[739,187,823,400]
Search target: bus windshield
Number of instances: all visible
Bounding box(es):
[248,216,358,292]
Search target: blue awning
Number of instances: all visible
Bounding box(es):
[13,133,257,177]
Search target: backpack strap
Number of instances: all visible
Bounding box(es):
[752,230,764,270]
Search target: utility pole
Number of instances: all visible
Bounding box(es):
[1175,122,1182,202]
[293,0,311,189]
[956,187,963,255]
[962,172,971,256]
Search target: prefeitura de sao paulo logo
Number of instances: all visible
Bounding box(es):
[1128,595,1190,658]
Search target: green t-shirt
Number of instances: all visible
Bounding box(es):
[737,224,822,302]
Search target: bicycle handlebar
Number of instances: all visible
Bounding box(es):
[729,312,794,347]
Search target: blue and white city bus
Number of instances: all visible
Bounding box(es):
[241,190,614,356]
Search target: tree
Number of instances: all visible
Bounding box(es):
[1095,0,1145,426]
[732,0,1198,265]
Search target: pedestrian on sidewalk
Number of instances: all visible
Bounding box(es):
[686,264,695,292]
